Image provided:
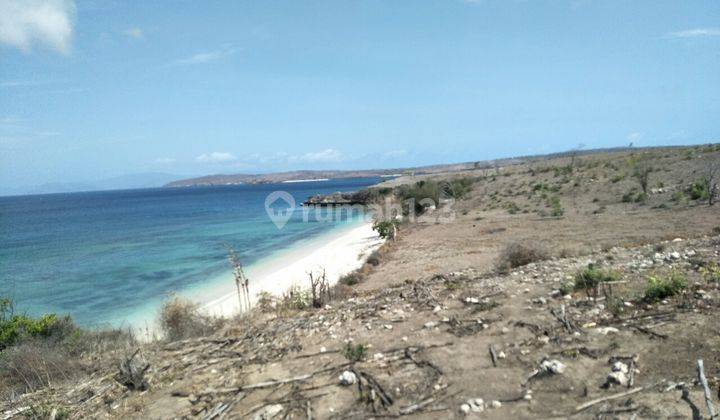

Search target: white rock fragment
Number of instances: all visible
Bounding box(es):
[320,346,327,353]
[424,321,437,329]
[384,324,393,330]
[460,404,471,414]
[612,361,629,374]
[463,398,484,413]
[497,351,506,359]
[607,370,629,386]
[594,327,619,335]
[488,400,502,409]
[338,371,357,386]
[540,359,566,375]
[464,297,479,304]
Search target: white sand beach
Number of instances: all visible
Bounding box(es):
[199,221,383,318]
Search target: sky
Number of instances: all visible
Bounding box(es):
[1,0,719,192]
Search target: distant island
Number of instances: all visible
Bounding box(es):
[162,147,645,188]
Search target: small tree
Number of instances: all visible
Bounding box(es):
[633,164,652,194]
[702,161,719,206]
[373,219,398,240]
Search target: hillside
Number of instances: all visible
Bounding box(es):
[2,144,719,419]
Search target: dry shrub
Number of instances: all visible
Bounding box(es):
[366,250,381,266]
[496,242,549,272]
[159,296,221,342]
[0,340,82,396]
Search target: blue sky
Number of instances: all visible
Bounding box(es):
[1,0,719,191]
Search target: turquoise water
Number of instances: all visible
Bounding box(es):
[0,178,380,327]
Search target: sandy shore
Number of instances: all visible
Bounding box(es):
[198,221,383,318]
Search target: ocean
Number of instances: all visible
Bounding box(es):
[0,178,381,327]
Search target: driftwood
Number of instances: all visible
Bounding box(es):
[697,359,718,420]
[489,344,498,367]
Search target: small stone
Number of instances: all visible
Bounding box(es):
[433,305,442,313]
[540,359,566,375]
[460,404,471,414]
[501,327,510,334]
[538,336,550,344]
[384,324,393,330]
[401,336,408,342]
[607,371,628,386]
[466,398,484,412]
[497,351,506,359]
[373,353,384,361]
[594,327,619,335]
[338,371,357,386]
[320,346,327,353]
[424,321,437,329]
[465,297,479,304]
[612,361,628,373]
[488,400,502,409]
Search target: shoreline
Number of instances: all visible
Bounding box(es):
[198,220,383,318]
[125,219,384,339]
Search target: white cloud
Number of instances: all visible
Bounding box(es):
[289,148,344,163]
[666,28,720,39]
[627,132,642,142]
[154,157,175,164]
[0,0,75,54]
[382,149,407,159]
[173,46,235,65]
[123,27,142,39]
[196,152,237,164]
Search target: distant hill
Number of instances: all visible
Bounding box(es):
[162,147,643,188]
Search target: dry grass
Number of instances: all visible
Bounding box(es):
[496,242,550,272]
[159,296,223,342]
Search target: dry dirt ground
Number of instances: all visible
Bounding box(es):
[2,145,720,419]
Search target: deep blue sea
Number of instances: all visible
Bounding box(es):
[0,178,380,327]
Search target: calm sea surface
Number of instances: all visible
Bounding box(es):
[0,178,380,326]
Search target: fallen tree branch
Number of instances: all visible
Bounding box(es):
[697,359,718,420]
[574,381,665,413]
[489,344,498,367]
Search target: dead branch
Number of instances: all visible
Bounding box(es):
[697,359,718,420]
[489,344,498,367]
[574,380,665,413]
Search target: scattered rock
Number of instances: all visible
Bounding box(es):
[540,359,566,375]
[594,327,619,335]
[338,371,357,386]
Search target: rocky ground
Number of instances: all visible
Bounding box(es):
[2,145,719,419]
[4,234,719,419]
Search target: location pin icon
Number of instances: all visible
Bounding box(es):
[265,191,295,230]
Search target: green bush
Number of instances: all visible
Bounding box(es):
[395,180,441,214]
[643,272,687,302]
[687,181,709,200]
[0,299,78,351]
[342,342,367,362]
[372,220,397,239]
[339,273,361,286]
[574,264,619,295]
[442,178,474,199]
[548,196,564,217]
